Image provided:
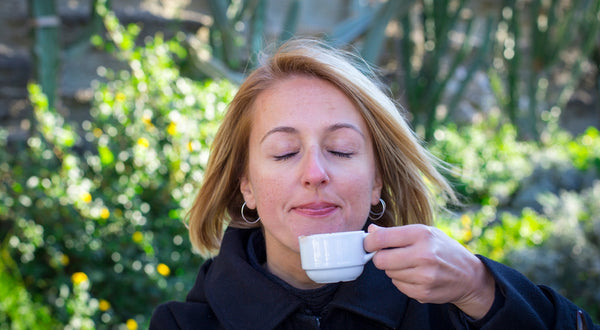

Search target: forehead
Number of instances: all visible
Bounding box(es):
[250,76,366,131]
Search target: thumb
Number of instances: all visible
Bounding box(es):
[368,223,383,233]
[365,224,383,252]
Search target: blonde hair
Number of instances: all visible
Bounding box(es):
[187,38,456,256]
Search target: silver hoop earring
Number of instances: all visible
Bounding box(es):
[368,199,386,221]
[241,202,260,224]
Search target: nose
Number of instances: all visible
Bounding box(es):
[301,148,329,187]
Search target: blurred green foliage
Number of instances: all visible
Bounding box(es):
[430,112,536,206]
[0,14,235,328]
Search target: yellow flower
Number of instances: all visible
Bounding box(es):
[187,141,194,152]
[141,115,152,126]
[460,214,471,227]
[81,192,92,203]
[126,319,138,330]
[71,272,88,286]
[463,229,473,242]
[93,128,103,138]
[157,263,171,277]
[137,137,149,148]
[115,92,126,102]
[99,299,111,311]
[141,115,156,132]
[60,254,70,266]
[100,207,110,219]
[167,122,177,136]
[132,231,143,243]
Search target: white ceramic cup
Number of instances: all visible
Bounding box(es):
[298,231,375,283]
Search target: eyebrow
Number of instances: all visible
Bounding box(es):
[260,123,365,143]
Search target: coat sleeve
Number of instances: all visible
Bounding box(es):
[472,256,598,329]
[150,301,222,330]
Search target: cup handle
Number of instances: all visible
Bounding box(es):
[362,232,375,263]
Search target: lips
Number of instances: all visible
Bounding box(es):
[293,202,338,217]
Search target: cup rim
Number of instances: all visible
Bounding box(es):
[298,230,366,239]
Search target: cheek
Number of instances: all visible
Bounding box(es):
[251,174,286,211]
[338,170,376,205]
[341,164,377,193]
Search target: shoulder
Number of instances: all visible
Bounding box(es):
[149,259,221,329]
[150,300,221,330]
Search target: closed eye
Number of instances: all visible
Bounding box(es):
[329,151,353,158]
[274,152,298,161]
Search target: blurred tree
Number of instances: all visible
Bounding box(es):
[491,0,600,140]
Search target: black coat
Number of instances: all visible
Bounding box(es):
[150,227,598,329]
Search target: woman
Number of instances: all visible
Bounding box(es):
[150,39,597,329]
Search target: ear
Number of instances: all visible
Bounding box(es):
[371,171,383,205]
[240,175,257,209]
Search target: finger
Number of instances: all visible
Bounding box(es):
[371,245,418,271]
[364,224,383,252]
[365,224,433,252]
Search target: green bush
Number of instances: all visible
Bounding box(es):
[431,109,600,209]
[566,127,600,172]
[0,27,236,328]
[429,111,536,206]
[506,184,600,322]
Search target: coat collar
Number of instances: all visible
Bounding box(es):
[188,227,408,329]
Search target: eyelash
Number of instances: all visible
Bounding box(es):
[330,151,353,158]
[274,152,297,161]
[274,151,353,161]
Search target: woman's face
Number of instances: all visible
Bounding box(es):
[240,75,382,257]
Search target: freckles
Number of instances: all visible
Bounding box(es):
[254,180,283,208]
[339,168,372,188]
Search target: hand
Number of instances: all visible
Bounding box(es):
[364,224,496,319]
